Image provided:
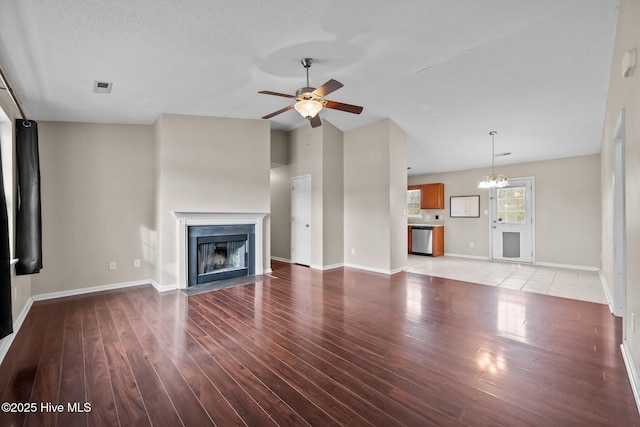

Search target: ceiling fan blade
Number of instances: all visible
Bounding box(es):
[262,105,294,119]
[309,115,322,128]
[258,90,295,99]
[312,79,343,98]
[324,100,364,114]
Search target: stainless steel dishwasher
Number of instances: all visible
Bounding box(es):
[411,226,433,255]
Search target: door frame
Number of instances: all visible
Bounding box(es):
[612,109,626,319]
[489,176,536,263]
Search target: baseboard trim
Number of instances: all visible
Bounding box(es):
[598,271,616,315]
[621,340,640,415]
[534,261,599,272]
[0,296,34,366]
[443,253,491,261]
[32,279,156,301]
[344,263,403,275]
[311,263,344,271]
[149,280,178,293]
[271,256,291,263]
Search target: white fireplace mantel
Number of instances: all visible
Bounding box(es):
[173,212,267,289]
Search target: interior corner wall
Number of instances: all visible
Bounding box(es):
[389,120,408,272]
[600,0,640,372]
[269,165,291,261]
[321,121,344,267]
[409,154,601,268]
[270,129,288,167]
[34,121,156,295]
[155,114,271,287]
[344,118,407,273]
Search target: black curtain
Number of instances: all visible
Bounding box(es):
[15,120,42,275]
[0,129,12,339]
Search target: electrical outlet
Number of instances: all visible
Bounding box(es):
[109,261,117,271]
[133,259,141,268]
[469,242,474,248]
[351,248,355,255]
[484,210,489,216]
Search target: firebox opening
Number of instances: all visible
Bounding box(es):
[188,225,255,286]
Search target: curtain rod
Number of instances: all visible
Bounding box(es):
[0,63,28,122]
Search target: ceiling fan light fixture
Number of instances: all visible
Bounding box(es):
[294,99,322,118]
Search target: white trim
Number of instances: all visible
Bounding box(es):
[344,263,403,275]
[534,261,599,272]
[149,279,178,293]
[271,256,291,263]
[599,270,615,315]
[621,341,640,415]
[311,263,344,271]
[445,253,491,261]
[32,279,154,301]
[173,212,268,289]
[0,297,33,366]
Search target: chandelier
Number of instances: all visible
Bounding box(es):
[478,131,509,188]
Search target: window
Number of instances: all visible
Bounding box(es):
[407,189,421,217]
[497,187,525,224]
[0,108,13,259]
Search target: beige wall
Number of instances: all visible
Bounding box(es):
[389,120,408,271]
[269,165,291,260]
[155,114,271,286]
[270,129,288,167]
[600,0,640,376]
[34,122,156,294]
[344,119,407,273]
[321,121,344,267]
[409,154,601,268]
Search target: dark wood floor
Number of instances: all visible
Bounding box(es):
[0,261,638,426]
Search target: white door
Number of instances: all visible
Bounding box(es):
[291,175,311,266]
[491,177,534,262]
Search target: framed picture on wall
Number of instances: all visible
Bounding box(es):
[450,195,480,218]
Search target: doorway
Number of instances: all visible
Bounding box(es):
[291,175,311,266]
[490,177,535,262]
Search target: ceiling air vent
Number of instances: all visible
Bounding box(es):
[93,80,113,94]
[495,152,511,157]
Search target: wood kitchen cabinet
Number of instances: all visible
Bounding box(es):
[408,183,445,210]
[432,226,444,257]
[421,183,445,209]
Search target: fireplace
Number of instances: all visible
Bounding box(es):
[173,212,267,289]
[188,225,255,286]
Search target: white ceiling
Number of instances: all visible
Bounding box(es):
[0,0,619,175]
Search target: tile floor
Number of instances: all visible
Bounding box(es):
[406,254,608,304]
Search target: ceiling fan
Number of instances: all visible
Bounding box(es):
[259,58,363,128]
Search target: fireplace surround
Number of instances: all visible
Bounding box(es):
[173,212,267,289]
